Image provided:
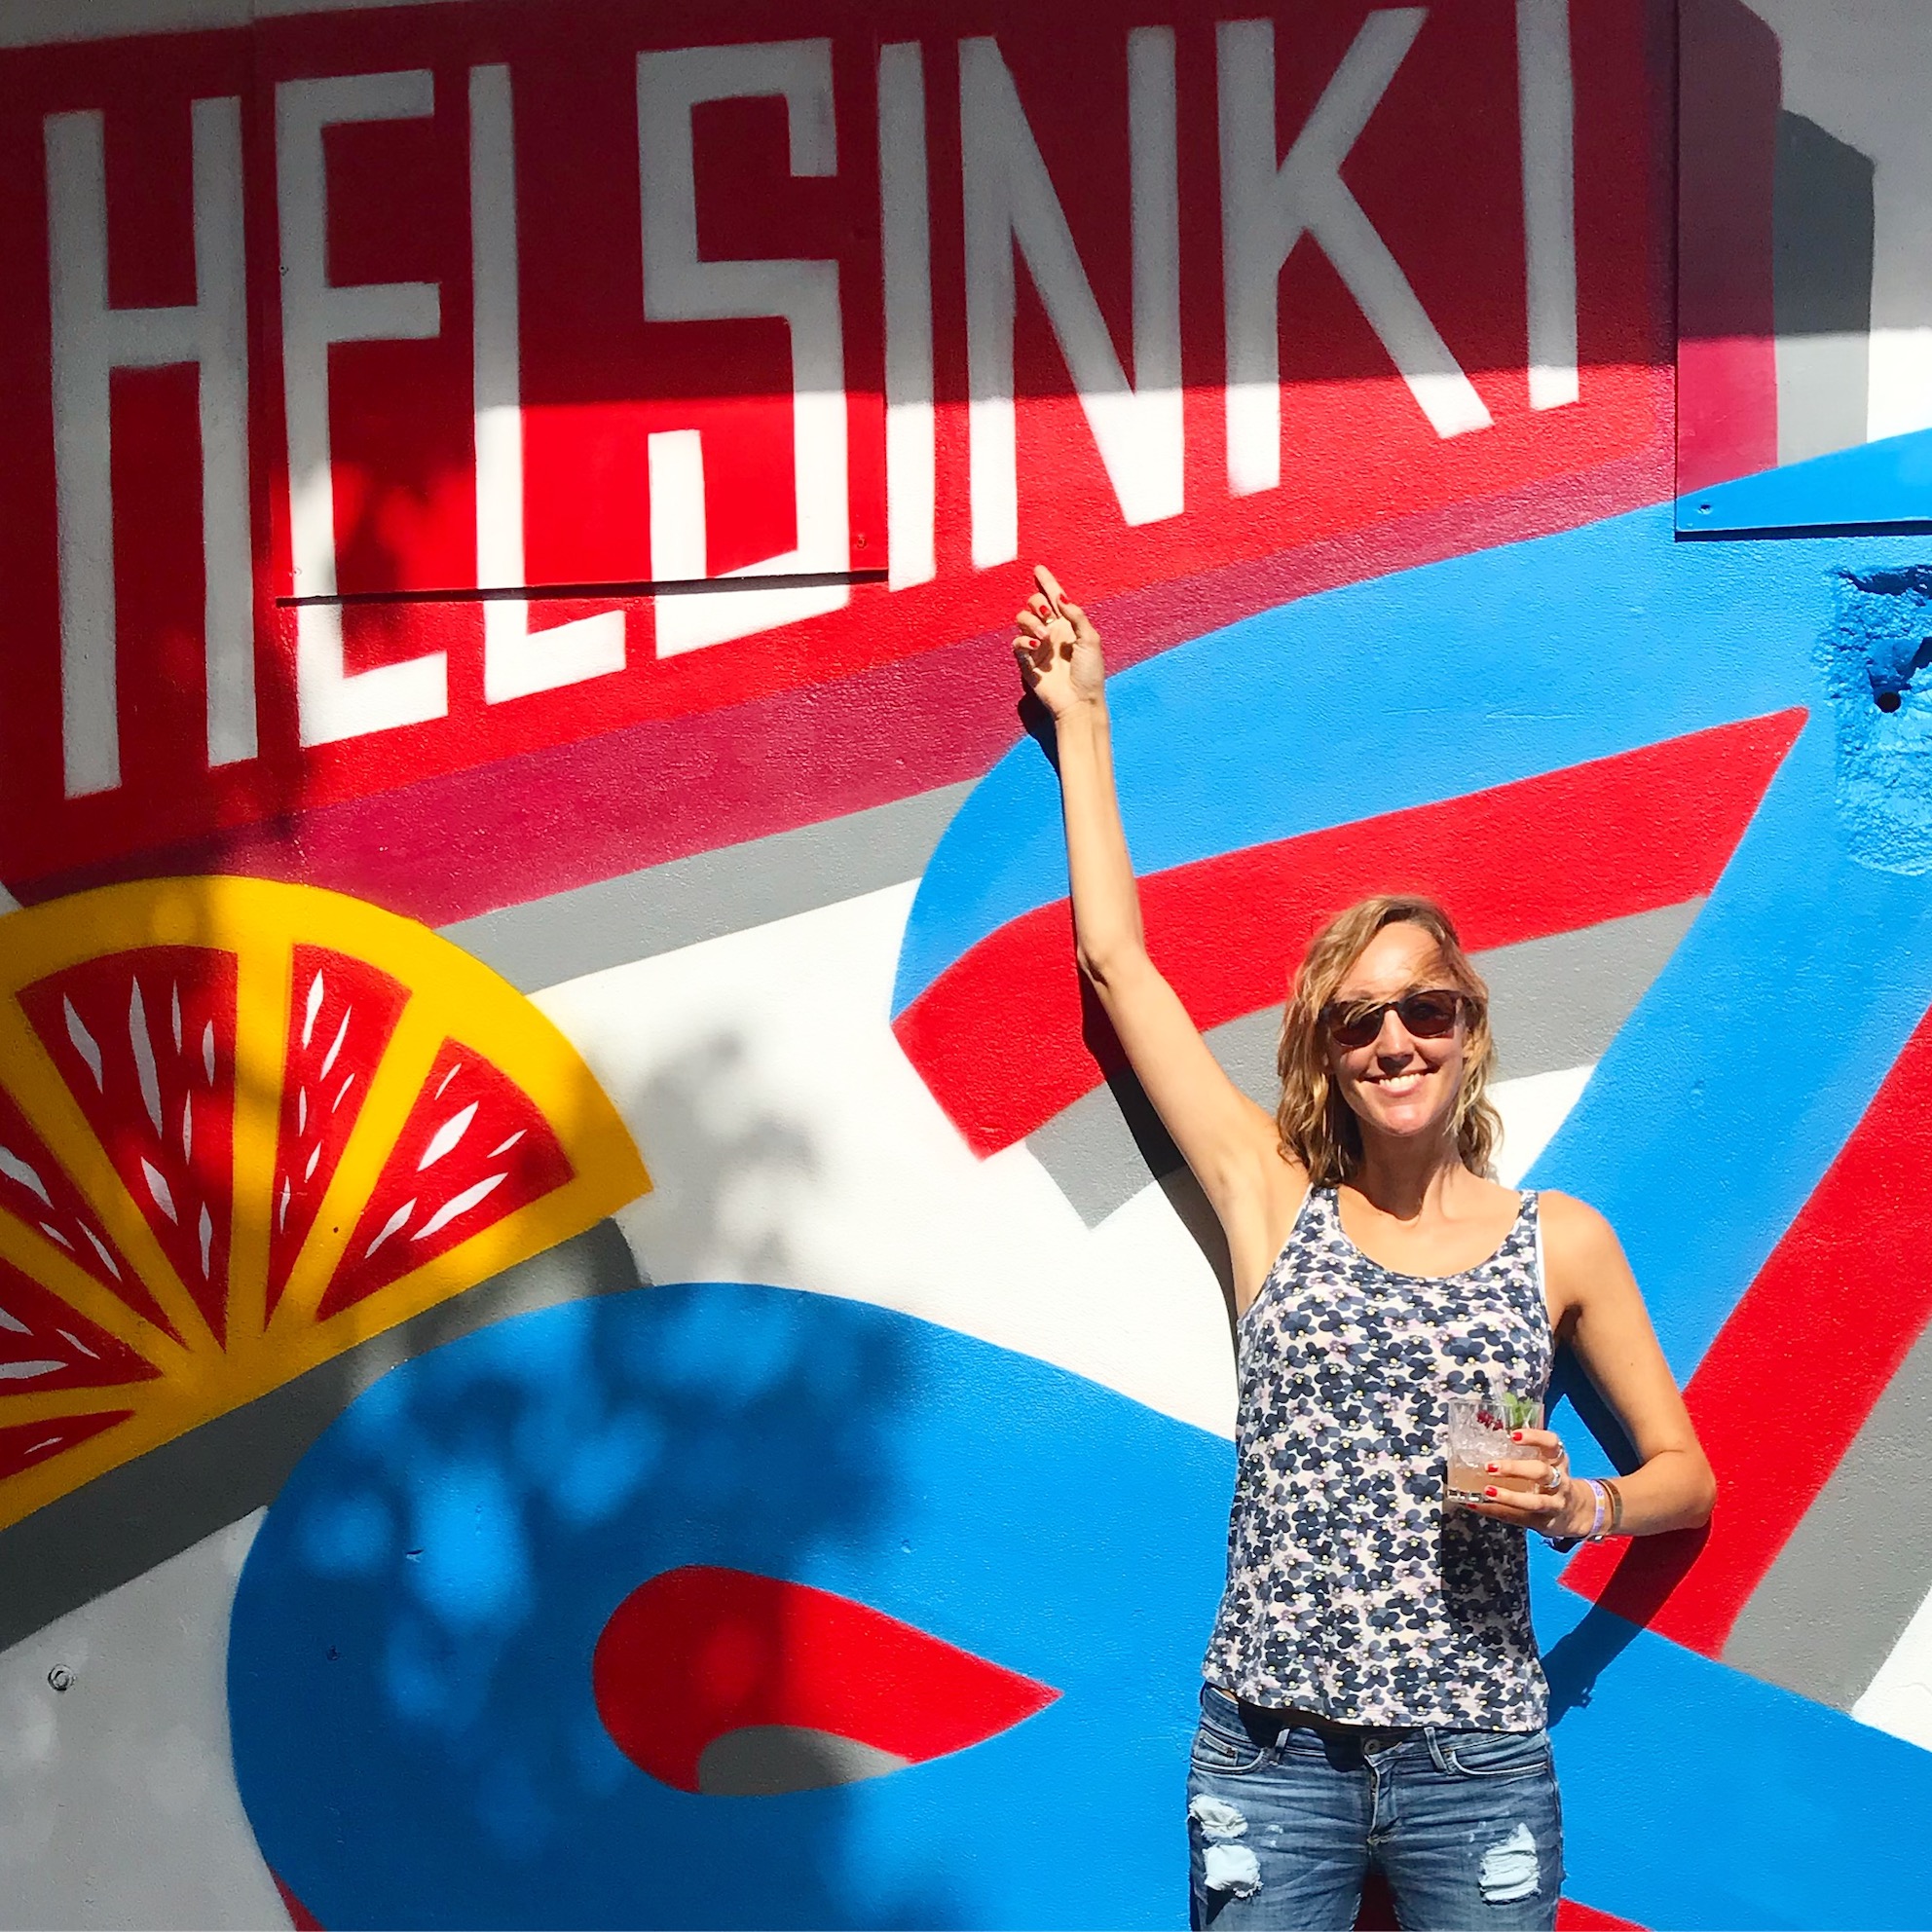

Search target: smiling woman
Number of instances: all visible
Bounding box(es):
[1011,565,1718,1932]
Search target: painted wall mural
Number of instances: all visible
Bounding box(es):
[0,0,1662,915]
[1,1,1931,1929]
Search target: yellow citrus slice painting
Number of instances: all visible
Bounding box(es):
[0,876,649,1532]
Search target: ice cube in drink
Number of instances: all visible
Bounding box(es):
[1443,1393,1543,1506]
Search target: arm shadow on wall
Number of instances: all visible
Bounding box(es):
[1540,1349,1711,1718]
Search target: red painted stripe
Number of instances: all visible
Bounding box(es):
[592,1565,1059,1793]
[1562,998,1932,1653]
[17,433,1672,928]
[1558,1902,1648,1931]
[270,1872,324,1931]
[895,712,1805,1157]
[1674,0,1781,494]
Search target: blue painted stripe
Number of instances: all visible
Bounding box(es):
[229,1284,1235,1930]
[229,1281,1932,1929]
[892,499,1932,1017]
[1526,716,1932,1379]
[1533,1541,1932,1929]
[1679,426,1932,533]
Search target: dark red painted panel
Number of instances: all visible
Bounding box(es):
[896,711,1805,1157]
[0,0,1664,902]
[1675,0,1781,495]
[593,1564,1059,1793]
[1563,997,1932,1653]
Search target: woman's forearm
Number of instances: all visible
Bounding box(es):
[1054,697,1147,985]
[1564,1447,1716,1540]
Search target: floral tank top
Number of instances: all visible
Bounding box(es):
[1202,1184,1552,1730]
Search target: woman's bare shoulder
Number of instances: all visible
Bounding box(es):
[1536,1189,1631,1282]
[1537,1188,1617,1240]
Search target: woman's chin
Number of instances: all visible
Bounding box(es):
[1356,1098,1455,1143]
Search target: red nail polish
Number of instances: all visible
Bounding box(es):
[1486,1463,1498,1473]
[1484,1487,1499,1499]
[1511,1430,1524,1441]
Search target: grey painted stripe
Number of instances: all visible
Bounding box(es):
[440,782,973,992]
[0,1221,643,1653]
[1724,1312,1932,1711]
[1773,111,1876,465]
[1479,898,1704,1081]
[1029,900,1704,1227]
[697,1727,911,1797]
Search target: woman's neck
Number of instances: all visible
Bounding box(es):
[1347,1130,1470,1221]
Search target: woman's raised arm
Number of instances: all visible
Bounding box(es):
[1014,568,1294,1244]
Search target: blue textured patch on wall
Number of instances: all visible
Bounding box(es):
[1819,567,1932,873]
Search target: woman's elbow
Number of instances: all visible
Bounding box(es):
[1685,1459,1718,1530]
[1076,937,1142,990]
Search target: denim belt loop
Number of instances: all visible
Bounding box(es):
[1422,1725,1456,1775]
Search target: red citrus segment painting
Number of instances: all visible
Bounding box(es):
[0,1081,173,1338]
[266,947,410,1320]
[317,1041,575,1319]
[0,1408,133,1483]
[593,1565,1061,1793]
[0,1254,159,1393]
[18,948,238,1338]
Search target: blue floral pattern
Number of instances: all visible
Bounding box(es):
[1203,1185,1552,1729]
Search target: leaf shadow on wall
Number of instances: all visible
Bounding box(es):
[227,1027,974,1930]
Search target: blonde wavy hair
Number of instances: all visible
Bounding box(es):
[1275,895,1501,1185]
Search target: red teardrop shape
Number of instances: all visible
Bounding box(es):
[592,1565,1059,1793]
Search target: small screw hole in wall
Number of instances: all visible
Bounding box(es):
[1878,691,1904,713]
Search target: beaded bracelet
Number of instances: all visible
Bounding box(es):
[1542,1475,1608,1552]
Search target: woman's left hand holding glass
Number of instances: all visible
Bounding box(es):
[1462,1427,1594,1540]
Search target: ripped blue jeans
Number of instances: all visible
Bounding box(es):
[1187,1684,1562,1930]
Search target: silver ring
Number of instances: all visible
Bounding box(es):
[1540,1465,1565,1495]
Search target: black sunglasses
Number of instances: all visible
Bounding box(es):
[1319,988,1472,1050]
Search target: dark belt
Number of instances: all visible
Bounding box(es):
[1236,1696,1424,1752]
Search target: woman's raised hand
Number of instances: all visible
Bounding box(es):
[1013,564,1105,719]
